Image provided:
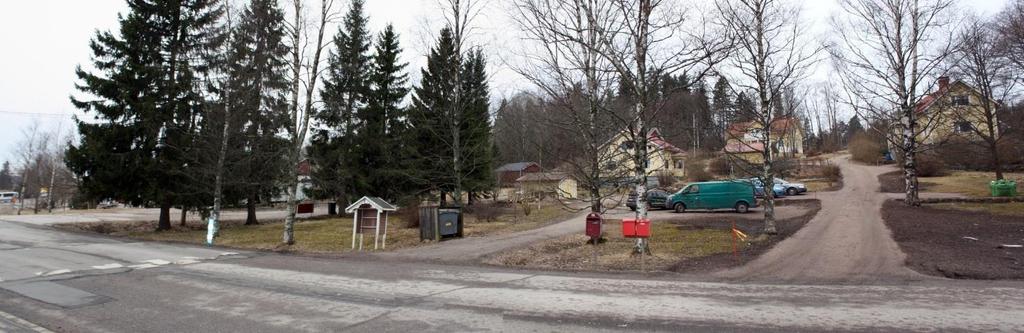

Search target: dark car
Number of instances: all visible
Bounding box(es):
[626,189,670,211]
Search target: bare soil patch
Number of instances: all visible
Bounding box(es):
[882,200,1024,280]
[485,199,820,273]
[878,170,904,193]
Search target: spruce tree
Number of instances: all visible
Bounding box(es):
[409,27,460,203]
[67,0,222,231]
[460,49,494,204]
[0,161,13,190]
[360,24,409,202]
[309,0,372,205]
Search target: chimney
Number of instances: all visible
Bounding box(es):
[938,76,950,91]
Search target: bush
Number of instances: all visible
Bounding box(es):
[708,157,731,176]
[397,205,420,229]
[849,132,885,164]
[468,203,504,222]
[655,170,677,188]
[821,163,842,185]
[686,160,713,182]
[774,158,799,178]
[916,154,947,177]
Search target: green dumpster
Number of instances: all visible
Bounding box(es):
[989,180,1018,197]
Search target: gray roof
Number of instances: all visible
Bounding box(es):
[516,172,571,182]
[495,162,539,172]
[345,196,398,213]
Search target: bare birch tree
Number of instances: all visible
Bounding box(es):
[509,0,628,214]
[948,15,1020,180]
[579,0,730,253]
[717,0,821,234]
[283,0,337,245]
[830,0,956,206]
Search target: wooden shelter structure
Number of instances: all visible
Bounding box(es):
[346,196,398,250]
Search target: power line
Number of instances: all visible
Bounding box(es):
[0,110,73,118]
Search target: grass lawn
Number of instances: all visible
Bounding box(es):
[58,201,579,254]
[930,202,1024,218]
[487,219,744,272]
[920,171,1024,198]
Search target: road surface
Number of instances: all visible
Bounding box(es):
[716,156,924,283]
[2,159,1023,332]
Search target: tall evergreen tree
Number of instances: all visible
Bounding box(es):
[309,0,372,205]
[0,161,12,190]
[67,0,222,231]
[460,49,494,204]
[711,77,734,126]
[410,28,459,202]
[205,0,290,225]
[357,24,409,202]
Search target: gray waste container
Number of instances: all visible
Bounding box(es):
[419,206,463,241]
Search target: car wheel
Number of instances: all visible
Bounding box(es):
[674,202,686,213]
[735,201,750,213]
[787,187,798,196]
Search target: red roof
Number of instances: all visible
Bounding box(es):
[726,117,801,138]
[724,141,764,154]
[647,129,686,155]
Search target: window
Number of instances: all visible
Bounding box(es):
[688,185,700,194]
[956,121,974,133]
[952,95,969,106]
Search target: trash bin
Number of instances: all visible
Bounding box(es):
[585,212,603,240]
[419,206,463,241]
[990,180,1018,197]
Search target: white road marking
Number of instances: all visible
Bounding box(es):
[142,259,171,265]
[91,263,124,270]
[174,259,200,265]
[41,269,71,277]
[127,263,159,269]
[219,252,239,256]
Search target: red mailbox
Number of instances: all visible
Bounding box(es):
[585,212,603,239]
[622,218,651,238]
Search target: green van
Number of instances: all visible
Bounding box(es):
[667,181,757,213]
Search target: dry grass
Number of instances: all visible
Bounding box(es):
[803,180,839,192]
[929,202,1024,217]
[920,171,1024,198]
[126,217,422,253]
[57,201,579,254]
[486,220,742,271]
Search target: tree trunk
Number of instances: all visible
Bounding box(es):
[180,206,187,227]
[246,194,258,225]
[283,158,299,244]
[991,142,1004,180]
[901,112,921,206]
[158,201,172,231]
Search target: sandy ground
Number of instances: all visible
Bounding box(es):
[716,156,926,284]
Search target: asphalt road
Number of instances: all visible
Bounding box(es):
[2,160,1024,332]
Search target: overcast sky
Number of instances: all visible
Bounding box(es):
[0,0,1009,165]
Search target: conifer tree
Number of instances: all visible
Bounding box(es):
[459,49,494,204]
[310,0,372,205]
[360,24,409,202]
[67,0,223,231]
[409,27,461,203]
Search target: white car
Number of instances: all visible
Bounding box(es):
[774,178,808,196]
[0,192,18,204]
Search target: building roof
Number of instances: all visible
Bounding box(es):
[726,117,802,138]
[647,128,687,155]
[344,196,398,213]
[914,78,1000,114]
[723,141,765,154]
[495,162,540,172]
[516,172,571,182]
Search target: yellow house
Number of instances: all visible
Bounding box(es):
[516,172,579,199]
[915,77,999,145]
[600,128,688,184]
[723,117,805,164]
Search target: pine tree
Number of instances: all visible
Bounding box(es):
[711,77,734,125]
[460,49,494,204]
[358,24,409,202]
[0,161,12,190]
[409,27,462,203]
[67,0,223,231]
[309,0,372,205]
[207,0,290,225]
[734,92,757,123]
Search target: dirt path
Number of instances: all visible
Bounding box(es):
[716,156,926,283]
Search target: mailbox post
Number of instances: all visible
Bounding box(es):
[585,212,603,244]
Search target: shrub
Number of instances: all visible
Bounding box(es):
[686,160,713,182]
[397,205,421,228]
[469,203,504,222]
[849,132,885,164]
[655,170,677,188]
[916,154,947,177]
[774,158,799,178]
[708,157,731,176]
[821,163,842,185]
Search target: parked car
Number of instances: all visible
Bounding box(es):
[667,181,757,213]
[0,192,17,204]
[626,189,670,211]
[747,178,786,198]
[774,178,808,196]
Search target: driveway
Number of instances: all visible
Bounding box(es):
[716,156,924,283]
